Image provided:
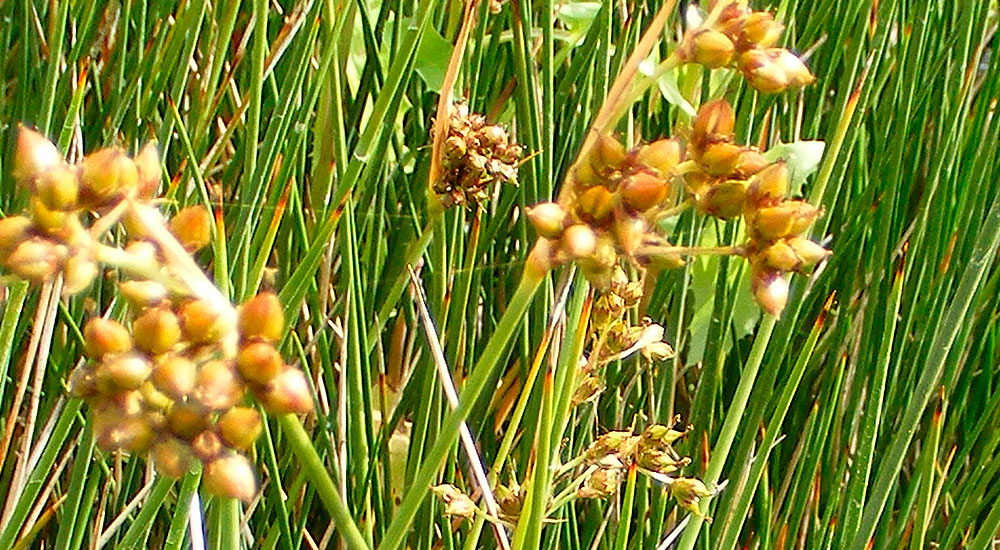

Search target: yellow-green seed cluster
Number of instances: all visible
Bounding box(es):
[69,291,312,501]
[434,102,523,208]
[681,1,814,94]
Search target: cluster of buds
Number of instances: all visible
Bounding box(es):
[678,0,814,93]
[434,102,522,208]
[0,128,160,294]
[573,268,674,405]
[69,292,313,500]
[574,419,707,515]
[528,134,684,287]
[687,99,830,316]
[3,128,314,501]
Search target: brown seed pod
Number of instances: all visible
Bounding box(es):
[236,341,285,385]
[739,49,790,93]
[203,454,257,502]
[746,162,789,207]
[0,216,34,258]
[691,29,735,68]
[698,142,744,176]
[577,186,615,224]
[167,402,211,440]
[36,164,79,211]
[692,100,735,147]
[733,149,769,178]
[191,430,225,461]
[697,180,747,219]
[217,407,263,451]
[132,307,182,355]
[590,134,627,172]
[194,360,244,411]
[134,142,162,199]
[152,354,198,399]
[152,437,194,478]
[238,292,284,342]
[83,317,133,358]
[761,239,800,271]
[96,352,153,392]
[561,224,599,260]
[621,171,669,212]
[635,138,682,177]
[749,200,820,240]
[79,148,138,207]
[741,12,784,48]
[786,237,830,269]
[169,205,213,251]
[178,299,229,345]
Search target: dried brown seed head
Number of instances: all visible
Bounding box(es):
[636,138,682,177]
[691,29,735,68]
[96,352,153,391]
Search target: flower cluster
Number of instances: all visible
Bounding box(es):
[680,1,814,94]
[527,134,684,288]
[434,102,522,208]
[527,96,829,317]
[3,128,313,501]
[0,129,160,294]
[574,420,711,517]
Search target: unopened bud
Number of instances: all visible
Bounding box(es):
[5,238,64,281]
[691,29,735,68]
[29,197,71,236]
[562,224,598,259]
[741,12,783,48]
[152,438,194,478]
[179,300,230,345]
[153,354,198,398]
[746,162,788,206]
[734,149,769,178]
[134,142,162,199]
[692,99,735,146]
[236,341,284,384]
[762,239,799,271]
[132,307,181,355]
[218,407,263,451]
[36,164,79,211]
[590,134,626,171]
[0,216,35,257]
[697,180,747,219]
[191,430,224,461]
[238,292,284,342]
[79,148,138,207]
[751,267,789,317]
[526,202,568,238]
[97,352,153,391]
[670,477,714,517]
[621,171,669,212]
[83,318,132,358]
[194,360,243,411]
[786,237,830,268]
[169,205,213,251]
[63,251,99,295]
[257,368,314,414]
[698,142,744,176]
[636,138,682,177]
[774,49,815,87]
[13,127,61,187]
[576,186,615,224]
[119,280,168,308]
[168,402,210,440]
[750,200,820,240]
[204,454,257,502]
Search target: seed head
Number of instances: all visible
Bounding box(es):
[134,142,162,199]
[191,430,225,461]
[152,438,194,478]
[152,354,198,399]
[36,164,79,211]
[236,341,284,384]
[576,186,615,224]
[746,162,789,207]
[636,138,682,177]
[63,251,99,295]
[692,100,735,147]
[786,237,830,269]
[179,299,230,344]
[562,224,598,259]
[97,352,153,391]
[0,216,34,258]
[751,267,789,317]
[194,360,243,411]
[691,29,735,68]
[621,171,668,212]
[83,318,133,358]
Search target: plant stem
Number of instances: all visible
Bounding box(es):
[676,315,776,550]
[277,414,370,550]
